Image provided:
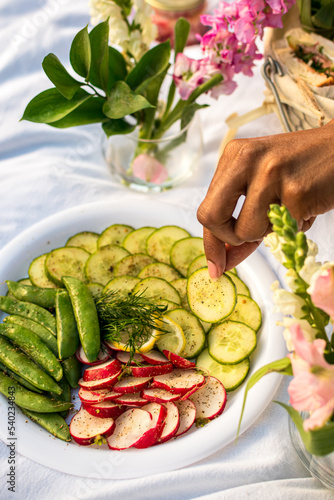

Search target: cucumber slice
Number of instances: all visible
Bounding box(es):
[103,276,140,297]
[229,267,238,276]
[187,268,236,323]
[146,226,191,264]
[170,278,188,309]
[225,271,250,296]
[85,245,130,286]
[123,227,156,254]
[187,254,207,277]
[138,262,181,282]
[229,294,262,332]
[165,308,205,358]
[97,224,134,248]
[66,231,99,254]
[196,348,250,392]
[155,299,180,312]
[87,283,104,299]
[45,247,90,287]
[29,254,58,289]
[208,320,257,364]
[170,237,204,277]
[133,277,181,304]
[114,254,155,277]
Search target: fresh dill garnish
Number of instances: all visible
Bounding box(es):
[95,289,167,360]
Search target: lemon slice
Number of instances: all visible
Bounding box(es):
[109,323,161,353]
[156,316,186,355]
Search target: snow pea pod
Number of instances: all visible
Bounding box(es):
[0,371,73,413]
[51,376,72,419]
[5,280,58,309]
[0,336,62,394]
[62,277,100,362]
[61,354,81,388]
[20,408,71,441]
[3,315,58,356]
[0,296,56,335]
[0,361,42,393]
[0,323,63,381]
[56,290,80,359]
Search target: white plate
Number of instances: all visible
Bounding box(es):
[0,198,285,479]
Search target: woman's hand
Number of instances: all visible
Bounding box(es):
[197,120,334,279]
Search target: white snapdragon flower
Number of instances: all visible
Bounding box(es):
[278,316,318,351]
[263,232,286,265]
[89,0,129,47]
[285,269,299,293]
[299,255,322,285]
[272,286,306,318]
[306,239,318,257]
[127,30,146,62]
[134,0,158,47]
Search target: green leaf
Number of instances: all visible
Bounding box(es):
[89,20,109,91]
[102,118,136,137]
[237,357,292,439]
[276,402,334,456]
[126,42,171,91]
[21,88,91,123]
[49,97,106,128]
[70,25,91,80]
[107,47,127,93]
[299,0,313,27]
[312,3,334,29]
[102,81,154,120]
[174,18,190,60]
[181,102,208,129]
[139,66,169,140]
[42,53,82,100]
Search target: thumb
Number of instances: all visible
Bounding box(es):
[203,227,226,279]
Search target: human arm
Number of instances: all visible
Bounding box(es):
[197,119,334,279]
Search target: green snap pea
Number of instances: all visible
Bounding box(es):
[20,408,71,442]
[61,354,81,388]
[0,371,73,413]
[6,280,57,309]
[0,361,42,393]
[3,315,58,356]
[0,296,56,336]
[56,290,80,359]
[0,336,62,394]
[51,377,72,419]
[0,323,63,381]
[62,276,100,362]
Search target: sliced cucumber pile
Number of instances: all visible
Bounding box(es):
[5,223,262,394]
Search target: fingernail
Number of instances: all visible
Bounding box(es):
[207,260,219,281]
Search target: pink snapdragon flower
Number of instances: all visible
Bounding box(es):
[288,324,334,431]
[173,53,207,100]
[132,153,168,184]
[308,264,334,319]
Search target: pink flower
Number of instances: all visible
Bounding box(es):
[308,265,334,319]
[288,324,334,430]
[173,53,206,100]
[132,153,168,184]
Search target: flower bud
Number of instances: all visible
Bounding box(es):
[283,227,296,242]
[269,204,281,217]
[296,232,308,254]
[281,242,296,259]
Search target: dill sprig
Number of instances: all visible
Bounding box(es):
[95,290,167,360]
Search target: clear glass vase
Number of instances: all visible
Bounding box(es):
[104,114,203,192]
[289,415,334,490]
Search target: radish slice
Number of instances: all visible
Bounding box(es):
[188,376,227,420]
[174,399,196,436]
[141,387,180,403]
[70,407,115,446]
[152,369,205,394]
[75,346,110,366]
[141,350,169,365]
[113,376,151,394]
[132,363,173,377]
[115,351,145,365]
[159,402,180,444]
[83,359,122,381]
[78,387,118,404]
[78,370,121,390]
[163,350,196,369]
[107,409,152,450]
[134,403,167,448]
[83,401,125,419]
[113,392,148,407]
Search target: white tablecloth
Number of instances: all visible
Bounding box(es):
[0,1,333,499]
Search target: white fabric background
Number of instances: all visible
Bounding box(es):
[0,1,333,499]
